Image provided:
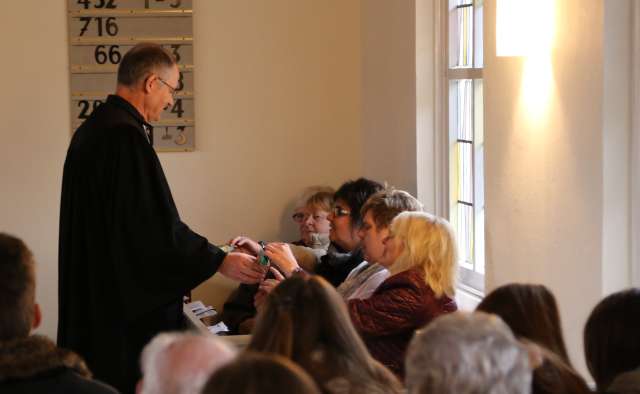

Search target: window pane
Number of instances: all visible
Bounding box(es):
[474,0,484,68]
[448,0,473,68]
[457,203,474,265]
[449,80,473,141]
[457,142,473,204]
[475,208,485,274]
[473,79,485,274]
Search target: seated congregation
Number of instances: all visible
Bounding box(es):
[1,178,639,393]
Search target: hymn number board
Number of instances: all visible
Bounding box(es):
[68,0,195,151]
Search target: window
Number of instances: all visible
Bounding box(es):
[445,0,485,293]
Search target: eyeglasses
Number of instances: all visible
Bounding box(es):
[157,77,178,98]
[292,212,330,223]
[332,206,350,217]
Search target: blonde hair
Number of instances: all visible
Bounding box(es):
[293,186,335,210]
[388,212,458,298]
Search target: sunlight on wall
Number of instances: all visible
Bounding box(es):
[517,0,556,125]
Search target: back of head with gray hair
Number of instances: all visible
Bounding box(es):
[405,312,532,394]
[117,43,175,87]
[139,332,237,394]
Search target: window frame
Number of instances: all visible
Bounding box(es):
[440,0,485,295]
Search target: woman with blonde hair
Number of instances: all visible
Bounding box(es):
[348,211,458,377]
[248,275,402,394]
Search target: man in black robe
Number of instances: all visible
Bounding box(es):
[57,43,266,394]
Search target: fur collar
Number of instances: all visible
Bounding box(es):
[0,335,91,382]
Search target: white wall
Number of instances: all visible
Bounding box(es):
[483,0,634,377]
[182,0,363,308]
[0,2,70,341]
[602,0,632,295]
[1,0,363,339]
[361,0,418,196]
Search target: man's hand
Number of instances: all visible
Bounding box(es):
[264,243,300,278]
[218,252,266,284]
[229,236,261,256]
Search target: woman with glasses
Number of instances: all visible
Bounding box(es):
[290,187,334,250]
[348,212,458,378]
[264,178,383,287]
[218,186,335,334]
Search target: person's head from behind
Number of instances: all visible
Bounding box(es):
[0,233,41,341]
[584,288,640,392]
[476,283,570,363]
[330,178,383,252]
[406,311,532,394]
[202,352,320,394]
[291,186,334,247]
[117,43,178,122]
[382,212,458,299]
[358,188,423,264]
[137,332,236,394]
[248,275,395,389]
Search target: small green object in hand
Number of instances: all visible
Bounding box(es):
[258,241,271,266]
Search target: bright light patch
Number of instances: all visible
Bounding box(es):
[497,0,555,57]
[521,54,554,122]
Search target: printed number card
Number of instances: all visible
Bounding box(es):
[68,0,195,151]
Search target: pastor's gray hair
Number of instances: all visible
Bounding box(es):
[117,43,175,87]
[405,312,532,394]
[139,332,237,394]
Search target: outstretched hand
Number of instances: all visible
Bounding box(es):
[229,236,262,256]
[264,243,300,278]
[218,252,266,284]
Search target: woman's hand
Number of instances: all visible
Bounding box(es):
[264,243,300,278]
[254,268,285,311]
[229,236,261,256]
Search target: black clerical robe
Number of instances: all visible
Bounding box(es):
[57,95,225,394]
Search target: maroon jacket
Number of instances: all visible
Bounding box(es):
[348,267,457,377]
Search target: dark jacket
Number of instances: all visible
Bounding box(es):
[58,95,223,393]
[348,267,457,377]
[0,335,119,394]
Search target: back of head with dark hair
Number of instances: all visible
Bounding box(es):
[248,275,401,393]
[476,283,570,364]
[202,352,320,394]
[334,178,384,227]
[117,43,176,87]
[0,233,35,340]
[584,288,640,392]
[360,188,423,228]
[526,341,591,394]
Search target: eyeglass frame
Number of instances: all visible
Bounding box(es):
[332,206,351,217]
[292,211,330,223]
[157,77,179,98]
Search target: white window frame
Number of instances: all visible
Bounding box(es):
[438,0,485,295]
